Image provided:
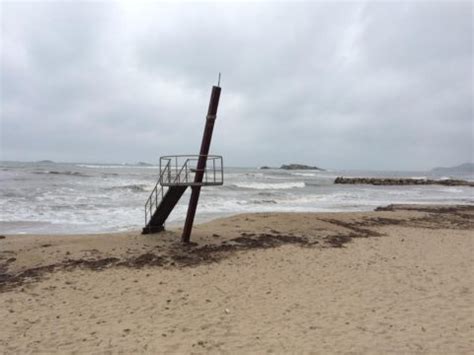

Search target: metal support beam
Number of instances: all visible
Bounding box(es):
[181,85,221,243]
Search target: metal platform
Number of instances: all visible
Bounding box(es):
[143,154,223,234]
[159,155,223,187]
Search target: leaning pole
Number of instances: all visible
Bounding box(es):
[181,83,222,243]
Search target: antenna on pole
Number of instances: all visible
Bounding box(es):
[217,72,221,87]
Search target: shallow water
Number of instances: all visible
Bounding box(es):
[1,161,472,234]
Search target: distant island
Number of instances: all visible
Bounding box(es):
[431,162,473,174]
[281,164,324,170]
[260,164,325,171]
[36,160,55,164]
[137,161,153,166]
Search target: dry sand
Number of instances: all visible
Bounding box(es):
[0,205,473,353]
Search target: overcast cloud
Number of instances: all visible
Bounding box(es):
[1,1,472,170]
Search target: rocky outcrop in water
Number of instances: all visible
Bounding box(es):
[280,164,324,171]
[334,177,474,186]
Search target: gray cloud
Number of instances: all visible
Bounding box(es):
[1,1,472,170]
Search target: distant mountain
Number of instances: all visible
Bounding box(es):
[431,163,474,174]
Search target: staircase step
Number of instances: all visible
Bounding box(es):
[143,185,187,234]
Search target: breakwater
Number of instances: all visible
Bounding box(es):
[334,177,474,187]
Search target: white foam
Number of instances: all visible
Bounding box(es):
[77,164,157,169]
[232,182,306,190]
[4,162,474,234]
[291,172,317,177]
[439,187,465,193]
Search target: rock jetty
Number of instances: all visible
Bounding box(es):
[334,177,474,187]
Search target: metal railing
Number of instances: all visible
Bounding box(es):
[144,159,170,226]
[159,155,224,186]
[144,155,224,226]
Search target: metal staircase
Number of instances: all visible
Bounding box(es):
[143,155,223,234]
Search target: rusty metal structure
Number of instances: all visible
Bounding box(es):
[143,82,223,243]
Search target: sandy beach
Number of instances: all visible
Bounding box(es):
[1,204,473,353]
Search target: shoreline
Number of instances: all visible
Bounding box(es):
[1,204,472,287]
[1,204,473,353]
[3,200,474,236]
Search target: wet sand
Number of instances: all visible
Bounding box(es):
[1,205,473,353]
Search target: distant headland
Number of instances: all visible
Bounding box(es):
[430,162,473,174]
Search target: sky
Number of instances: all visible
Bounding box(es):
[1,1,472,170]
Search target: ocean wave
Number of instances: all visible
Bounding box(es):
[77,164,157,169]
[304,182,322,187]
[291,172,317,177]
[106,184,148,193]
[250,199,277,204]
[1,191,22,198]
[439,187,465,193]
[33,170,90,177]
[257,191,277,196]
[235,199,278,205]
[244,173,265,178]
[231,182,306,190]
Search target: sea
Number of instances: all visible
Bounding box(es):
[1,161,473,234]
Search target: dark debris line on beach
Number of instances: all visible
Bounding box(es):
[1,205,473,292]
[0,233,318,291]
[375,204,474,229]
[0,229,359,292]
[0,233,321,292]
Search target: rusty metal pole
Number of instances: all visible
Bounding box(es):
[182,84,221,243]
